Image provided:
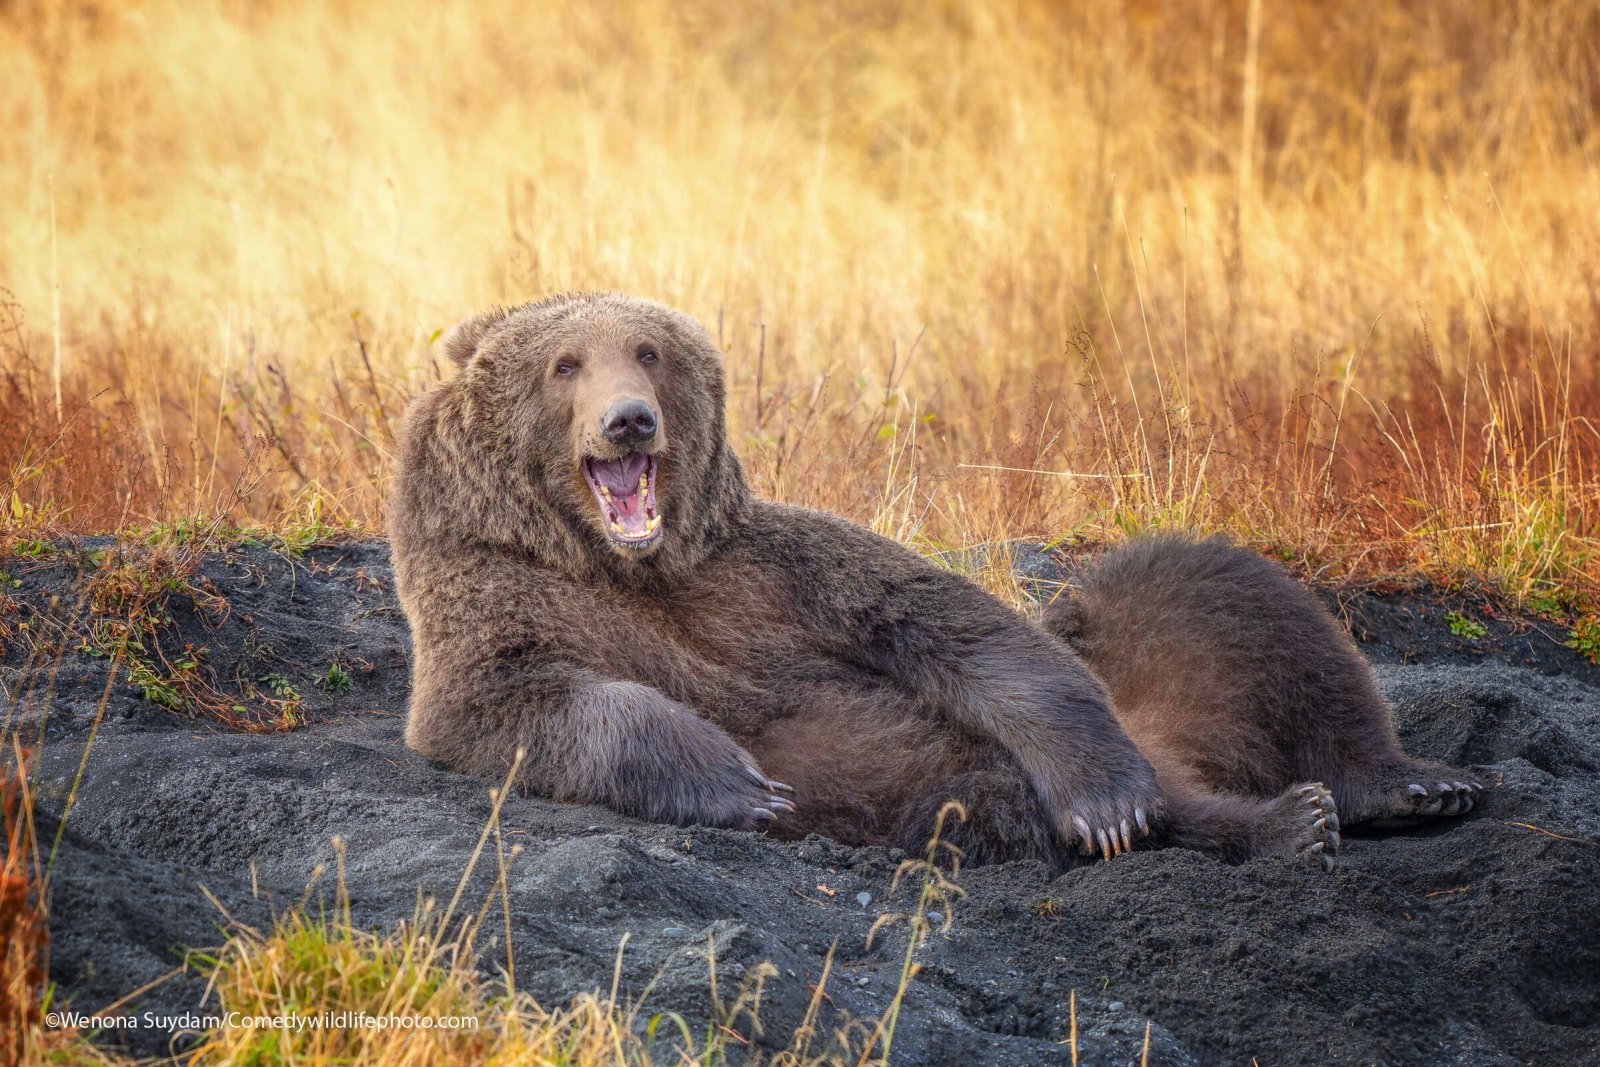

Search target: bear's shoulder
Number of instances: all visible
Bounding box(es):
[731,500,923,572]
[713,500,1000,623]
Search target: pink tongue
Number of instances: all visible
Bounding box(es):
[591,454,649,494]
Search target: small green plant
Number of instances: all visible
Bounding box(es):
[1526,586,1582,617]
[12,538,53,559]
[122,642,206,711]
[255,673,308,728]
[319,662,353,695]
[270,487,362,558]
[1566,616,1600,665]
[126,657,183,710]
[273,698,305,729]
[133,516,247,553]
[260,672,300,699]
[1446,612,1487,640]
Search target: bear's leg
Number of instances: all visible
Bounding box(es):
[893,764,1342,870]
[1260,687,1487,826]
[1316,753,1486,826]
[1152,780,1341,868]
[891,765,1071,869]
[1049,532,1489,828]
[408,666,797,830]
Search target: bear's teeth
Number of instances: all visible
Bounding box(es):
[599,486,612,499]
[646,515,661,532]
[639,475,649,492]
[610,522,625,534]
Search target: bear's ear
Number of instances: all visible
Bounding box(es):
[441,306,511,367]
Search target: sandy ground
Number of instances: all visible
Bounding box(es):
[5,539,1598,1065]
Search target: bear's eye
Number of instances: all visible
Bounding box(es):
[636,345,660,366]
[553,358,579,377]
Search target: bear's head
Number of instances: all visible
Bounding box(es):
[394,293,749,575]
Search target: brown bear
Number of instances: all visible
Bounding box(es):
[388,292,1467,870]
[1042,533,1485,848]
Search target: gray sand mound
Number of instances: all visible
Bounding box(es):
[4,540,1598,1065]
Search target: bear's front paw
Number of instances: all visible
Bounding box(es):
[616,736,796,831]
[667,758,797,830]
[1045,777,1163,862]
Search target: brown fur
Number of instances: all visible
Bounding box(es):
[391,292,1165,866]
[391,293,1439,870]
[1043,532,1487,860]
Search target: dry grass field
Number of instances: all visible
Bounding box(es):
[3,1,1600,1062]
[2,0,1597,598]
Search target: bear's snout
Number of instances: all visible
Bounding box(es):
[600,399,659,448]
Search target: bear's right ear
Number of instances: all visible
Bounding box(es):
[440,306,512,367]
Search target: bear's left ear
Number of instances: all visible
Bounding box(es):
[441,306,512,367]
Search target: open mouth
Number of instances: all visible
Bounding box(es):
[582,453,662,547]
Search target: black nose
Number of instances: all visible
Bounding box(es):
[600,399,658,447]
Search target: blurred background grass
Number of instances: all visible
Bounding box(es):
[2,0,1597,597]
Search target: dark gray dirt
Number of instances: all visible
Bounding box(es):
[4,539,1598,1065]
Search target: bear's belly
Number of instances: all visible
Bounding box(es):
[541,570,996,842]
[744,689,978,844]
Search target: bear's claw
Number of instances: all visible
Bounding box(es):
[1073,808,1153,860]
[1369,771,1478,825]
[741,764,798,826]
[1300,784,1340,869]
[1433,780,1480,815]
[1344,755,1478,825]
[746,765,793,793]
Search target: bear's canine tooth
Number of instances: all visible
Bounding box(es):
[610,522,625,534]
[646,515,661,532]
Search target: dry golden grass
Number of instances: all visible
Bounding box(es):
[180,837,917,1067]
[2,0,1598,597]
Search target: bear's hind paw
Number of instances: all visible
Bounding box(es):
[1262,783,1341,871]
[1342,761,1486,825]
